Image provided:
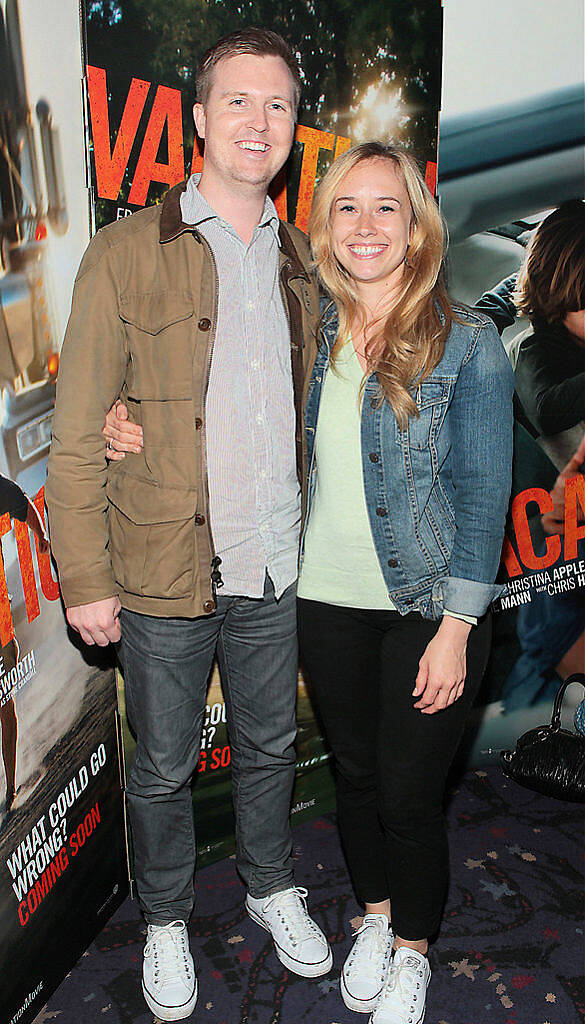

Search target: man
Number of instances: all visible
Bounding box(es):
[46,28,331,1022]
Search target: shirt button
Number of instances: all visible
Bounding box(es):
[203,599,216,613]
[256,414,264,424]
[387,557,398,568]
[376,507,387,517]
[195,514,206,525]
[369,452,380,463]
[198,317,211,331]
[370,398,377,409]
[195,417,203,429]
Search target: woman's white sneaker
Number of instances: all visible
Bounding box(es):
[341,913,393,1013]
[370,946,430,1024]
[246,886,333,977]
[142,920,197,1021]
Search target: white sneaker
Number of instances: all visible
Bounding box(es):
[370,946,430,1024]
[246,886,333,977]
[142,920,197,1021]
[341,914,393,1013]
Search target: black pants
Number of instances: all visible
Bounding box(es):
[297,600,491,940]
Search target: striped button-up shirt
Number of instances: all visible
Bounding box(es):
[180,176,299,598]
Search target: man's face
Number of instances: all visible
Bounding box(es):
[194,53,296,196]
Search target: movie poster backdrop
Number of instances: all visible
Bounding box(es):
[0,2,128,1023]
[436,83,585,766]
[82,0,444,866]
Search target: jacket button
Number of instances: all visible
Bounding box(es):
[369,452,379,463]
[376,507,387,517]
[387,557,398,568]
[198,317,211,331]
[195,417,203,429]
[195,514,206,525]
[203,599,216,613]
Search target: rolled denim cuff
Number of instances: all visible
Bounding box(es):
[432,575,505,619]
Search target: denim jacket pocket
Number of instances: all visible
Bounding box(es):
[396,380,450,450]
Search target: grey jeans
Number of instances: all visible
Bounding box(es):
[120,579,298,924]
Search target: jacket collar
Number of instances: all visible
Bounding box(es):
[159,181,310,283]
[159,181,192,243]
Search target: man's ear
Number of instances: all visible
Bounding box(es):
[193,102,206,140]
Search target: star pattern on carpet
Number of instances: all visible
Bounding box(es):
[478,877,515,899]
[450,958,481,980]
[465,857,486,869]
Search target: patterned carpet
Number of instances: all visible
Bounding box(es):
[33,766,583,1024]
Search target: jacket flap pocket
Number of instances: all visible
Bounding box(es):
[107,474,197,524]
[119,292,193,335]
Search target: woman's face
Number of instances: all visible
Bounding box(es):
[330,158,413,297]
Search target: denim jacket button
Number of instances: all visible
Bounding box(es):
[376,507,387,517]
[387,557,398,568]
[369,452,380,463]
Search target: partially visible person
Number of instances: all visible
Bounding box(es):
[0,475,49,817]
[296,143,513,1024]
[475,200,585,711]
[476,199,585,470]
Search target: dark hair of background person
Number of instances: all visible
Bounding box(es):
[516,199,585,326]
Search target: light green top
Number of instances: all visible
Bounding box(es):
[297,341,396,609]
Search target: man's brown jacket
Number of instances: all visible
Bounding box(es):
[46,183,320,618]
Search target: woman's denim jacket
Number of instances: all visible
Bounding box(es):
[301,301,515,620]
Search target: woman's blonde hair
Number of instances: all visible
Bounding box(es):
[309,141,454,426]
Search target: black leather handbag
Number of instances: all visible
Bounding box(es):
[500,673,585,803]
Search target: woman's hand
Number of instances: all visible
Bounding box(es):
[413,616,471,714]
[103,399,143,461]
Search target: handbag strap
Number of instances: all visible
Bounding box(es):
[551,673,585,730]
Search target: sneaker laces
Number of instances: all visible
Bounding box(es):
[263,887,324,948]
[346,919,390,982]
[144,921,193,988]
[377,952,425,1016]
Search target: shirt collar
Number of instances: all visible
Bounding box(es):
[180,173,281,244]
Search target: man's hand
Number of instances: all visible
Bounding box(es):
[66,596,122,646]
[541,433,585,535]
[412,616,471,714]
[103,399,143,460]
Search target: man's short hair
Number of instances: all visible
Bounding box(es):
[516,199,585,326]
[195,27,301,116]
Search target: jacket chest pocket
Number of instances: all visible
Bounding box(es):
[119,291,194,399]
[397,380,451,450]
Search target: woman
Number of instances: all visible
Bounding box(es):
[296,142,513,1024]
[105,142,514,1023]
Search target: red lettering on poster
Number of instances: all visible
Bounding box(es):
[334,136,352,160]
[0,513,14,645]
[128,85,185,206]
[13,520,40,624]
[294,125,335,232]
[87,66,150,201]
[501,533,523,578]
[190,138,204,176]
[564,474,585,560]
[511,488,561,570]
[425,160,437,196]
